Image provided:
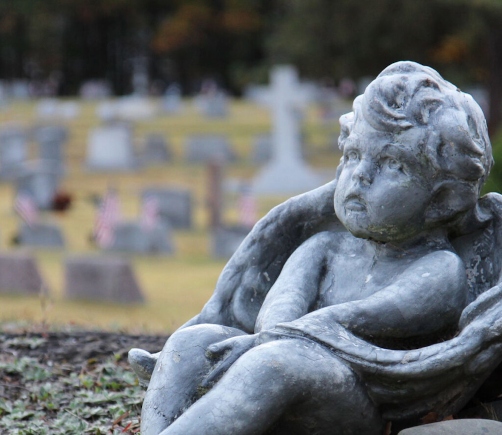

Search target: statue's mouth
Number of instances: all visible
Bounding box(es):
[345,195,367,212]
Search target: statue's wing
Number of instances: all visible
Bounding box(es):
[197,179,341,332]
[451,192,502,303]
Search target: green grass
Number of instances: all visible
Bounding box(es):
[0,98,342,333]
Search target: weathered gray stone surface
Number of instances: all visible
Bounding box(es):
[130,62,502,435]
[184,134,236,164]
[210,225,250,259]
[0,126,27,180]
[65,256,144,303]
[33,125,68,174]
[15,160,61,210]
[141,188,192,229]
[86,125,137,171]
[398,419,502,434]
[140,134,172,166]
[105,221,174,255]
[18,222,65,248]
[0,252,48,295]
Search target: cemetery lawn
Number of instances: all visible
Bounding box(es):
[0,98,342,333]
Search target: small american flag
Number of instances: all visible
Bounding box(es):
[94,189,121,248]
[238,183,257,228]
[14,193,39,227]
[140,195,160,231]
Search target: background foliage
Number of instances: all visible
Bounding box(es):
[0,0,501,134]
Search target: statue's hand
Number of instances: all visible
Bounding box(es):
[202,334,258,386]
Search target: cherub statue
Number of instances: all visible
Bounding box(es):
[130,61,502,434]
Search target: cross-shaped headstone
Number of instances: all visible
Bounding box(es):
[252,65,322,195]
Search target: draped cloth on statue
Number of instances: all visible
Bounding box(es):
[194,180,502,420]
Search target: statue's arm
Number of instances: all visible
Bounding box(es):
[277,250,467,339]
[254,232,332,332]
[196,180,339,332]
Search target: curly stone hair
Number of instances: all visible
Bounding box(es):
[338,61,492,198]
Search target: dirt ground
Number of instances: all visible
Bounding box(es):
[0,329,169,434]
[0,330,167,366]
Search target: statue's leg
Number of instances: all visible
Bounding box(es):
[141,324,246,435]
[158,338,383,435]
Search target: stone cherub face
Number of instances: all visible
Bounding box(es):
[334,61,493,243]
[334,118,434,242]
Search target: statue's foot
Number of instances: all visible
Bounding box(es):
[128,348,159,387]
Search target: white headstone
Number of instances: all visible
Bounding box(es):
[116,96,156,121]
[252,66,323,195]
[86,125,137,171]
[162,83,182,114]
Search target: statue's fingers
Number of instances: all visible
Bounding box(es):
[206,342,229,357]
[201,356,234,387]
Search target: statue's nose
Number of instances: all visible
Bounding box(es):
[352,160,373,186]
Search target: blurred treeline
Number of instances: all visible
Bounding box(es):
[0,0,502,132]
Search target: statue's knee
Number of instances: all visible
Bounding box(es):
[165,324,241,353]
[239,341,301,380]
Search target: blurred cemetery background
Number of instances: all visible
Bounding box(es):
[0,0,501,332]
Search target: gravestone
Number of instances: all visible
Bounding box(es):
[252,65,323,195]
[18,222,65,248]
[162,83,182,114]
[211,225,250,259]
[0,81,9,109]
[10,80,30,100]
[15,160,61,210]
[141,134,172,166]
[116,96,156,121]
[250,132,307,164]
[65,255,144,303]
[86,125,137,171]
[105,221,174,254]
[33,124,68,145]
[184,135,236,164]
[80,80,112,99]
[96,101,118,122]
[141,188,192,229]
[0,252,48,295]
[0,127,27,180]
[250,133,272,164]
[33,125,68,175]
[196,92,228,118]
[36,99,59,119]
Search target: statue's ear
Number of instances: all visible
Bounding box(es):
[425,181,477,226]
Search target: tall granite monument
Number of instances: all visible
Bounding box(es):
[252,65,322,195]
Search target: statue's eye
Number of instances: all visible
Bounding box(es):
[386,158,402,170]
[345,150,359,162]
